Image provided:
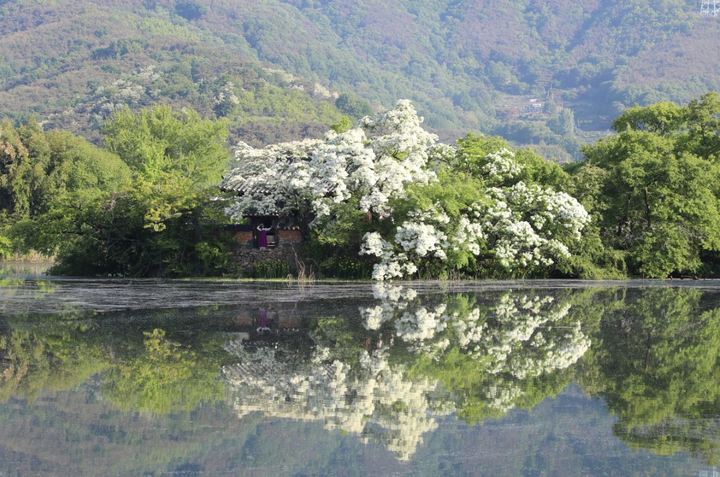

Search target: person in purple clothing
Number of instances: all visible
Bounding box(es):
[256,223,272,248]
[256,307,271,334]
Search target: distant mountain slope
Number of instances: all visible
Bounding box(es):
[220,0,717,157]
[0,1,347,145]
[0,0,718,158]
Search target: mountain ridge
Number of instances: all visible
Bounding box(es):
[0,0,718,160]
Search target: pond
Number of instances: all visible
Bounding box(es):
[1,269,720,476]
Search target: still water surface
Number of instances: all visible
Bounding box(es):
[1,269,720,476]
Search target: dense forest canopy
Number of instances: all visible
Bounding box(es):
[0,0,718,160]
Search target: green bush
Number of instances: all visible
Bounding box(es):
[0,234,11,259]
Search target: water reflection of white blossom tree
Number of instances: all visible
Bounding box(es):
[223,343,447,461]
[223,286,592,460]
[364,285,591,419]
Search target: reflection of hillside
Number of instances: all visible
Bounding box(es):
[0,381,709,477]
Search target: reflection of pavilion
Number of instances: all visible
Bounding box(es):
[231,308,312,348]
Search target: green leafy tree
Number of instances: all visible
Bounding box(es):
[577,94,720,277]
[0,119,46,218]
[33,105,236,276]
[455,133,570,190]
[335,93,372,119]
[103,105,229,231]
[0,234,10,259]
[1,119,133,257]
[612,101,685,135]
[682,92,720,160]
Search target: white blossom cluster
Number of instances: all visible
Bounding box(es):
[214,81,240,107]
[360,283,418,330]
[395,208,452,260]
[223,341,445,460]
[396,221,449,259]
[359,231,418,281]
[395,304,449,344]
[361,185,588,280]
[482,294,590,379]
[480,182,590,270]
[454,215,487,256]
[360,205,479,280]
[359,284,456,357]
[223,139,322,217]
[481,148,523,182]
[356,143,590,280]
[223,100,448,222]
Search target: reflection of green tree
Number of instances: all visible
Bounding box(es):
[102,328,227,414]
[0,319,109,402]
[616,418,720,466]
[0,309,231,415]
[582,288,720,464]
[410,350,573,423]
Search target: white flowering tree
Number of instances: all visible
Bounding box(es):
[222,100,589,280]
[222,100,444,222]
[359,147,590,279]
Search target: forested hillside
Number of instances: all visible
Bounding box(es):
[0,0,349,145]
[1,0,718,159]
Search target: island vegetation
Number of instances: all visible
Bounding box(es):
[1,92,720,279]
